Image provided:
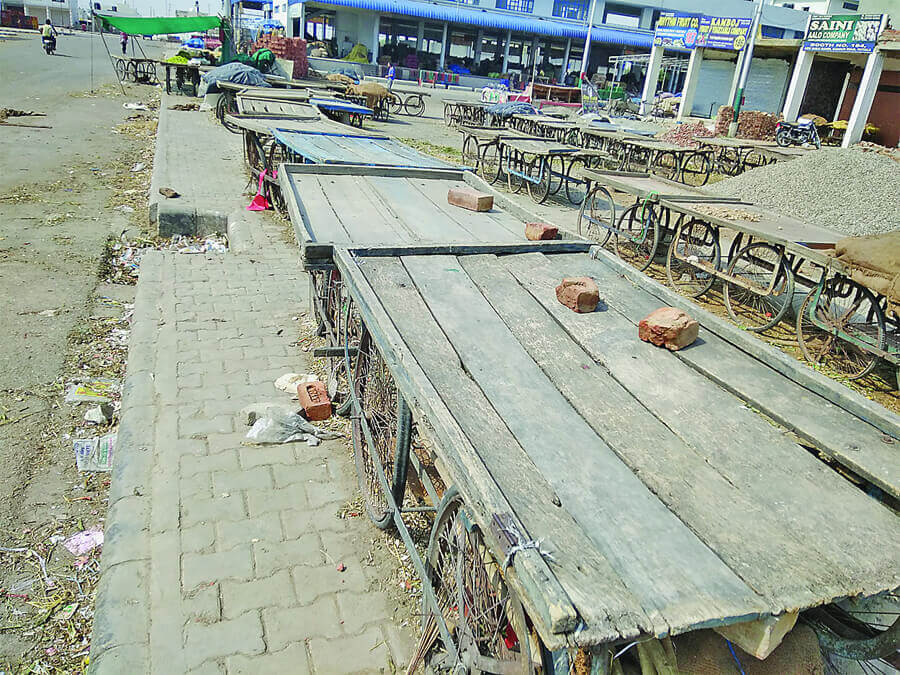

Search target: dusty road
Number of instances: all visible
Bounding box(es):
[0,29,161,670]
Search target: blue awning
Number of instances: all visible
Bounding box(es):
[292,0,653,47]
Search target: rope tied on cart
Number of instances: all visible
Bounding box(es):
[497,522,556,569]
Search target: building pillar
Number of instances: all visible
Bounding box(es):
[502,29,511,73]
[676,47,702,120]
[781,47,814,121]
[371,13,380,64]
[560,38,571,81]
[439,21,448,69]
[639,6,654,30]
[474,29,483,63]
[416,20,424,52]
[833,70,850,121]
[842,48,885,147]
[638,42,663,115]
[726,52,743,110]
[528,35,539,72]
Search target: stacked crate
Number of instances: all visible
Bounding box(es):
[252,35,308,79]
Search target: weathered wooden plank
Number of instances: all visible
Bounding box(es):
[402,255,767,636]
[464,254,895,610]
[408,178,523,243]
[588,246,900,480]
[345,241,592,258]
[361,176,472,242]
[323,175,413,244]
[280,173,349,246]
[335,252,588,647]
[503,252,900,598]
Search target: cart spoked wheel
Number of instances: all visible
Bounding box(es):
[614,202,660,272]
[723,242,794,332]
[577,185,614,247]
[507,152,526,194]
[137,61,158,84]
[444,105,454,126]
[564,157,589,205]
[265,176,287,215]
[565,128,582,147]
[480,144,502,185]
[741,149,767,173]
[115,59,128,82]
[526,157,551,204]
[244,134,266,171]
[666,218,720,297]
[405,95,426,117]
[217,94,240,134]
[718,148,742,176]
[267,140,286,176]
[651,151,680,181]
[422,487,536,674]
[310,271,330,337]
[350,326,412,530]
[796,277,885,380]
[806,600,900,672]
[330,295,364,417]
[547,155,565,196]
[462,137,481,172]
[680,151,712,186]
[388,95,403,115]
[627,146,652,173]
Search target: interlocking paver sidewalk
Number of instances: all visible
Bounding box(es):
[90,216,415,674]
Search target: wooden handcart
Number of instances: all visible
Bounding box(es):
[693,136,777,176]
[160,61,209,96]
[324,238,899,673]
[387,89,430,117]
[443,99,488,127]
[112,54,158,85]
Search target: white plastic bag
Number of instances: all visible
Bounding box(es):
[245,408,341,444]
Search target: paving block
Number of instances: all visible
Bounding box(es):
[263,596,342,649]
[281,507,346,538]
[183,581,221,624]
[308,626,395,673]
[238,445,296,469]
[271,459,329,489]
[182,547,254,590]
[335,591,392,635]
[216,515,283,551]
[181,492,245,528]
[253,533,324,576]
[221,569,296,619]
[245,487,308,517]
[211,465,273,493]
[292,561,369,605]
[183,611,265,670]
[225,643,311,675]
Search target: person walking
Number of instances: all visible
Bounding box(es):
[386,62,396,91]
[120,31,128,55]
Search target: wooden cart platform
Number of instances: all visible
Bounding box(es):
[278,164,581,268]
[271,129,456,170]
[335,242,900,651]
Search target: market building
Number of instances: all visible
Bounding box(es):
[272,0,812,87]
[0,0,77,28]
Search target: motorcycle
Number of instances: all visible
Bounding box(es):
[775,118,821,149]
[42,35,56,55]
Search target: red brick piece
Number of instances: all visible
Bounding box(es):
[297,381,332,421]
[525,223,558,241]
[555,277,599,313]
[447,187,493,212]
[638,307,699,351]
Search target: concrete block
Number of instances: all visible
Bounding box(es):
[216,515,283,551]
[253,533,324,576]
[308,626,394,672]
[183,612,264,669]
[447,186,493,212]
[182,547,254,590]
[263,596,342,648]
[221,569,296,619]
[226,643,311,675]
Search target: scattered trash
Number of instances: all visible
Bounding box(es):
[168,103,200,111]
[245,409,341,445]
[114,205,135,213]
[123,102,150,111]
[38,308,60,317]
[306,436,321,447]
[73,432,116,472]
[130,162,146,173]
[176,237,228,254]
[65,379,118,403]
[336,563,346,572]
[240,401,298,426]
[274,372,317,393]
[83,403,114,425]
[247,170,270,211]
[158,187,180,199]
[63,526,104,556]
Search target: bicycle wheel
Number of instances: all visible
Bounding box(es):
[388,95,402,115]
[421,487,536,674]
[462,136,481,172]
[404,95,426,116]
[350,326,411,530]
[526,156,551,204]
[723,242,794,332]
[615,202,660,271]
[480,143,503,184]
[507,151,526,194]
[577,185,614,247]
[666,218,720,297]
[680,151,712,186]
[796,278,885,380]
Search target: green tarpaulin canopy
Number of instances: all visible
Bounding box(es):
[95,14,221,35]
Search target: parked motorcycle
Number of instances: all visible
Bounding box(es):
[775,118,821,149]
[42,35,56,55]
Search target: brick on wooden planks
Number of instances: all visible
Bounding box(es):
[297,381,331,421]
[525,222,558,241]
[556,277,600,313]
[447,187,493,212]
[638,307,699,351]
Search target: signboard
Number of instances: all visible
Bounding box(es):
[653,13,701,50]
[654,12,752,51]
[698,16,752,50]
[802,14,884,53]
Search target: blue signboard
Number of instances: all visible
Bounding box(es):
[653,13,700,51]
[698,16,752,50]
[654,12,752,51]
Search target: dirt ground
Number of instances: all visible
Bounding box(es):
[0,30,161,671]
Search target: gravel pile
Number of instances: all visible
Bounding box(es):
[705,147,900,236]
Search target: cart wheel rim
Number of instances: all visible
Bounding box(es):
[665,218,719,297]
[723,241,794,332]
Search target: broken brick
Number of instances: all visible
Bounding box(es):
[556,277,600,313]
[297,380,332,421]
[525,223,558,241]
[638,307,699,351]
